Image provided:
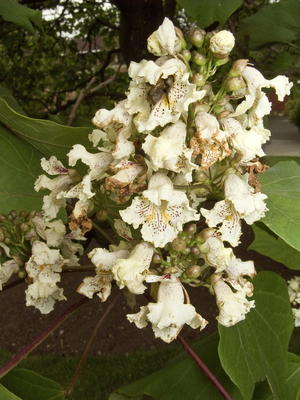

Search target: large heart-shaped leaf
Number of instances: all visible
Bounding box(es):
[260,161,300,252]
[1,368,64,400]
[239,0,300,49]
[249,223,300,270]
[0,98,94,163]
[0,0,42,32]
[176,0,243,28]
[0,124,43,213]
[218,271,294,400]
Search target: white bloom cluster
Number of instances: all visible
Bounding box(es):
[288,276,300,327]
[29,18,292,341]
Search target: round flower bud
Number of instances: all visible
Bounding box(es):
[96,209,108,221]
[191,245,200,256]
[184,223,197,234]
[181,49,191,62]
[188,28,205,48]
[196,228,215,244]
[185,265,202,279]
[164,266,178,274]
[192,73,206,87]
[171,238,186,252]
[192,51,206,66]
[214,57,229,66]
[226,76,246,92]
[9,210,17,219]
[229,59,248,77]
[152,253,161,264]
[210,30,235,57]
[0,228,4,241]
[18,270,26,279]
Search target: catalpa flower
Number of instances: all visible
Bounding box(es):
[120,173,200,247]
[92,100,134,160]
[112,242,153,294]
[126,57,206,132]
[78,246,129,301]
[34,156,79,219]
[142,120,196,181]
[225,173,268,225]
[210,30,235,57]
[191,112,231,168]
[147,17,180,57]
[0,259,19,290]
[127,275,208,343]
[199,233,234,272]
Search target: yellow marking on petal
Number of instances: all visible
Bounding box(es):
[161,201,171,223]
[145,205,155,222]
[225,215,233,221]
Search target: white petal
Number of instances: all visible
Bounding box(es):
[147,17,177,56]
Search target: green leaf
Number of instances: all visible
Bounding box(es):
[176,0,243,28]
[262,156,300,167]
[0,0,42,32]
[218,271,294,400]
[249,223,300,270]
[0,384,22,400]
[112,333,241,400]
[0,124,43,213]
[0,98,94,163]
[0,86,26,115]
[260,161,300,252]
[1,368,64,400]
[240,0,300,49]
[254,353,300,400]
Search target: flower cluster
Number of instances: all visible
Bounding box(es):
[5,19,292,342]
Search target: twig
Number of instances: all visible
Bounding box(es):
[93,221,115,244]
[177,335,233,400]
[67,76,96,125]
[0,298,89,379]
[64,294,121,397]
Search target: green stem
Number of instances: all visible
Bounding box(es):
[93,221,115,244]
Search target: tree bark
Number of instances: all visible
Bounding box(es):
[112,0,176,64]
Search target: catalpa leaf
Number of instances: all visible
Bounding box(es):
[0,0,42,32]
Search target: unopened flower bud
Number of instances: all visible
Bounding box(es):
[96,209,108,221]
[164,266,178,274]
[226,76,246,92]
[214,57,229,66]
[196,228,215,243]
[18,270,26,279]
[192,73,206,87]
[195,103,210,113]
[210,30,235,57]
[4,238,11,245]
[185,265,202,279]
[188,28,205,48]
[171,238,186,252]
[0,228,4,242]
[184,223,197,234]
[19,210,26,218]
[192,51,206,66]
[152,253,161,264]
[229,59,248,77]
[181,49,191,62]
[191,245,200,256]
[9,210,17,219]
[0,214,6,222]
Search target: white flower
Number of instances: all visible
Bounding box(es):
[68,145,112,181]
[26,241,65,284]
[225,173,268,225]
[92,100,134,160]
[126,57,206,132]
[293,309,300,327]
[32,216,66,248]
[192,112,231,168]
[120,173,200,247]
[200,235,233,272]
[222,117,269,162]
[210,30,235,56]
[60,239,83,267]
[142,120,196,182]
[233,66,293,118]
[288,276,300,305]
[25,241,66,313]
[127,275,208,343]
[26,282,65,314]
[112,242,153,294]
[201,200,242,247]
[34,158,78,219]
[212,274,255,327]
[77,246,130,302]
[0,260,19,290]
[147,17,178,56]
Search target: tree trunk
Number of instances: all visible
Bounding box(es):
[112,0,176,64]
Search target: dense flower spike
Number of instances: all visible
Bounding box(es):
[15,18,293,344]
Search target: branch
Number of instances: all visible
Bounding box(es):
[64,294,121,397]
[0,298,89,379]
[177,335,233,400]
